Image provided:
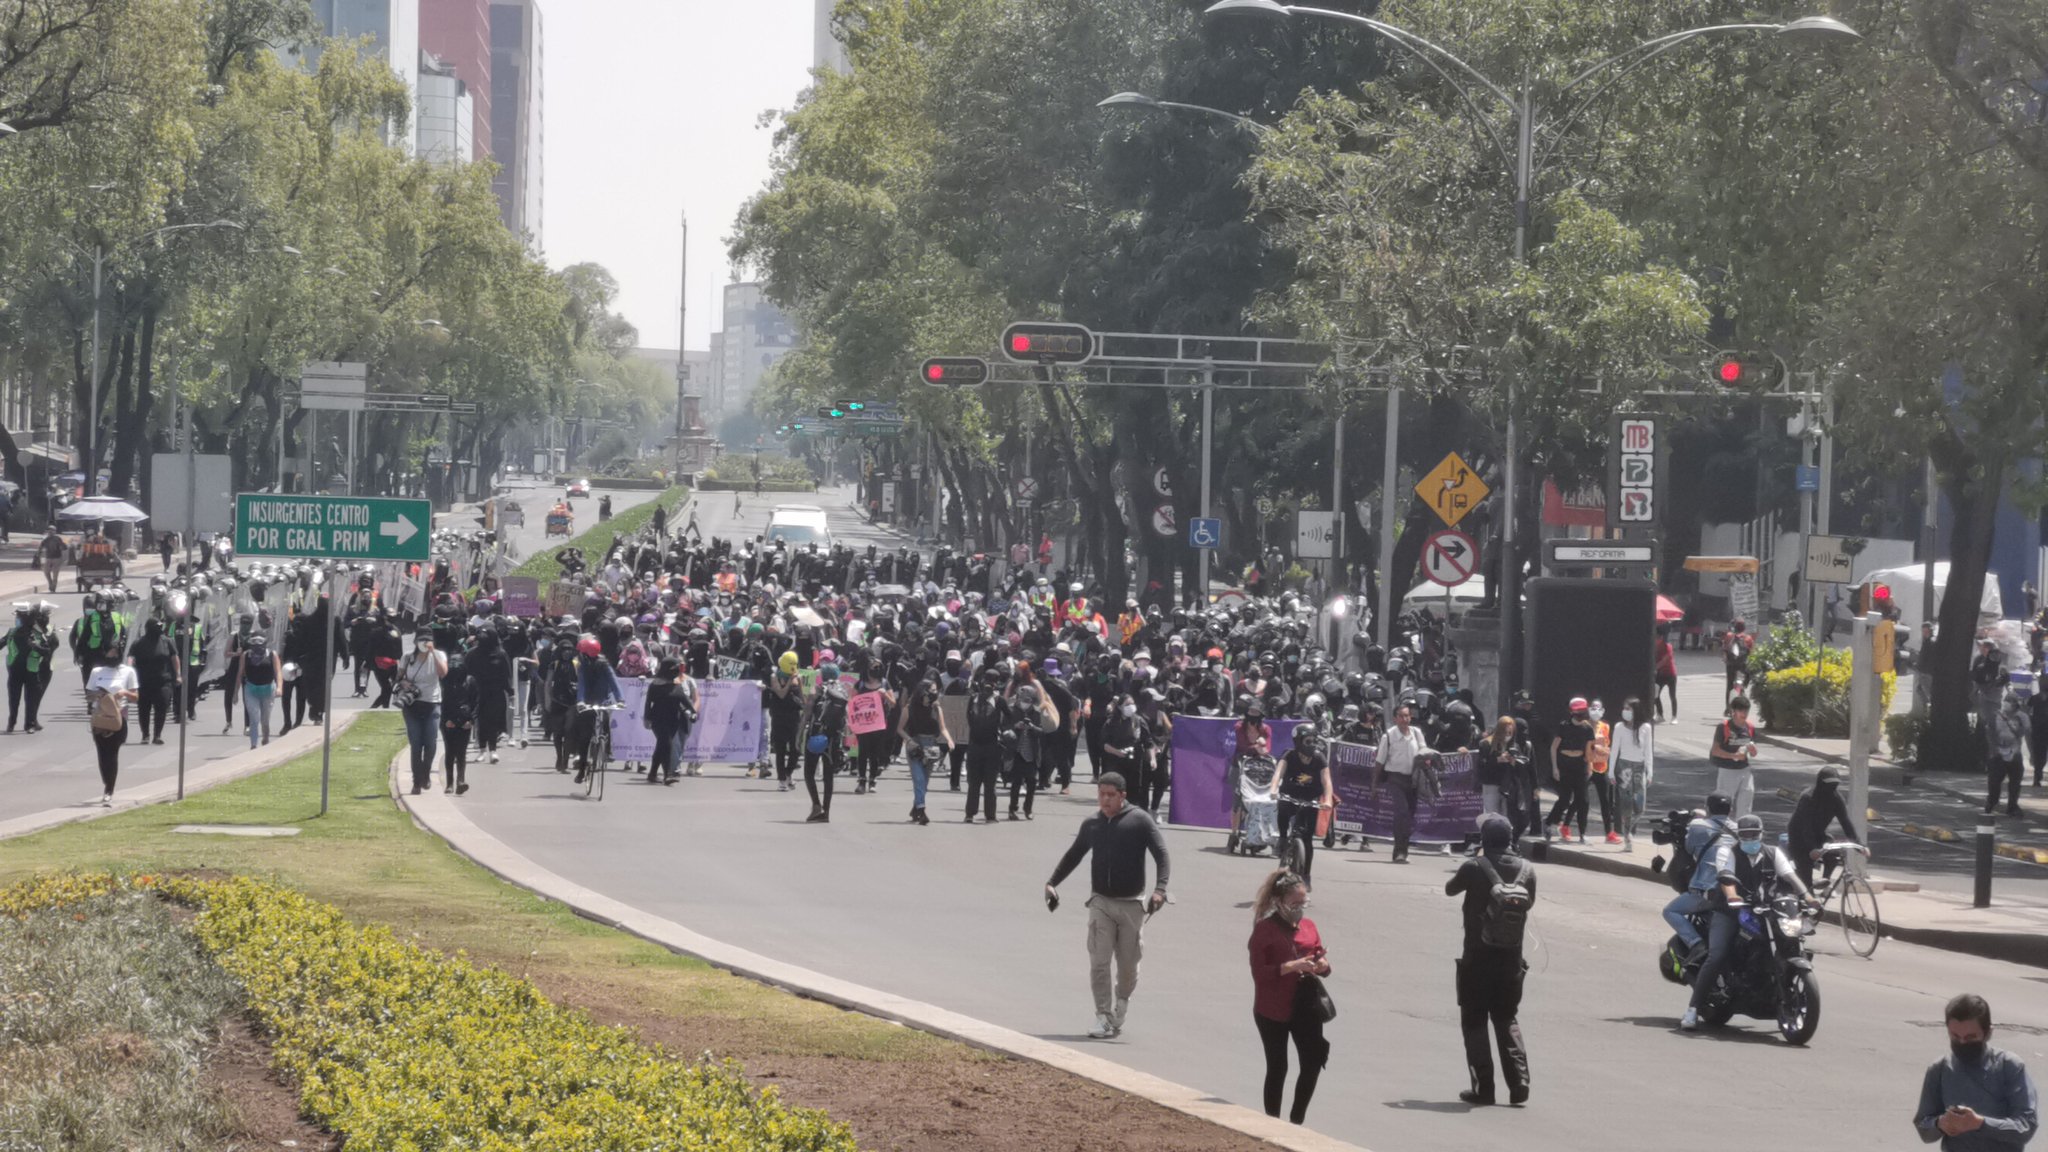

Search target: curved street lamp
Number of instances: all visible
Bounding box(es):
[1202,0,1860,695]
[1097,92,1270,135]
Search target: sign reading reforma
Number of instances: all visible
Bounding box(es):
[234,493,431,562]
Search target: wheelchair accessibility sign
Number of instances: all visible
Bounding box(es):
[1188,517,1222,550]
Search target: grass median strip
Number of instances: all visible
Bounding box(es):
[510,484,689,592]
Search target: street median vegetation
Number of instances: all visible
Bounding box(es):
[3,872,860,1152]
[509,484,689,593]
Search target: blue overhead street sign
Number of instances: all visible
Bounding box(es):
[1795,465,1820,493]
[1189,517,1222,550]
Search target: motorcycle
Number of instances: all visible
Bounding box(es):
[1658,893,1822,1045]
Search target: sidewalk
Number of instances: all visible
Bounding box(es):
[0,711,361,842]
[0,545,168,601]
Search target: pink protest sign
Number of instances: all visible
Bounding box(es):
[847,690,888,735]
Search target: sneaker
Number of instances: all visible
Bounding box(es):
[488,751,499,764]
[261,737,270,747]
[1458,1089,1496,1106]
[444,784,454,795]
[1088,1013,1118,1039]
[1605,832,1622,844]
[1543,824,1556,842]
[100,794,112,808]
[1509,1085,1530,1106]
[456,782,468,795]
[1112,998,1129,1030]
[1680,1008,1700,1031]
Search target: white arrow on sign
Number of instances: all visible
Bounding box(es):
[380,513,420,546]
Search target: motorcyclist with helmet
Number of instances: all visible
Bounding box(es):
[1679,807,1810,1033]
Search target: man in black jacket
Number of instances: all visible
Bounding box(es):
[1444,814,1534,1106]
[1045,773,1171,1040]
[1787,766,1864,891]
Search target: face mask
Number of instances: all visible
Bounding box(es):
[1952,1040,1988,1064]
[1739,839,1763,857]
[1589,706,1605,721]
[1277,903,1305,925]
[417,640,431,652]
[1621,709,1633,723]
[1122,704,1138,718]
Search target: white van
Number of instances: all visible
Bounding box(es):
[1400,575,1491,623]
[765,503,832,551]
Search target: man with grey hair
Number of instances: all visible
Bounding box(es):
[1046,773,1171,1039]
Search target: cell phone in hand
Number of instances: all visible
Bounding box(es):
[1045,889,1060,913]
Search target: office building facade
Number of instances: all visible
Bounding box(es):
[304,0,421,151]
[416,52,473,164]
[489,0,544,249]
[418,0,491,159]
[713,283,793,420]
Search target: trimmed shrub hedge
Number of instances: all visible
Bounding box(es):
[509,485,688,591]
[2,873,860,1152]
[696,478,816,492]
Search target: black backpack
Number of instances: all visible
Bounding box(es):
[810,686,848,736]
[966,693,1004,743]
[1667,821,1731,893]
[1475,857,1534,950]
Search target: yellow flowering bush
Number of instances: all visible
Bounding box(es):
[3,874,860,1152]
[1754,651,1897,737]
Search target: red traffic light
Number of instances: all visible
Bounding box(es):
[1001,322,1094,365]
[1711,351,1784,393]
[920,357,989,388]
[1871,582,1891,603]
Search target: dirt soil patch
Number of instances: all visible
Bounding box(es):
[205,1014,340,1152]
[528,968,1273,1152]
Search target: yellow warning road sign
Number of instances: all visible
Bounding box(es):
[1415,452,1490,528]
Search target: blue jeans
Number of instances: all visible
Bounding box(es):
[1689,909,1740,1011]
[403,702,441,791]
[1662,890,1709,948]
[243,684,274,748]
[907,735,939,808]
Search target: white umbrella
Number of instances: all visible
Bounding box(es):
[55,495,150,523]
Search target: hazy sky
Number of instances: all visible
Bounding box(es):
[543,1,817,353]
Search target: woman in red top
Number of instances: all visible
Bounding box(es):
[1234,704,1273,758]
[1247,870,1331,1125]
[1653,631,1679,720]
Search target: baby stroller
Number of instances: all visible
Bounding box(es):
[1226,752,1280,855]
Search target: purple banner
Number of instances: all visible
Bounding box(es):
[1329,741,1484,845]
[1167,715,1306,830]
[501,576,543,618]
[606,678,765,765]
[682,680,766,763]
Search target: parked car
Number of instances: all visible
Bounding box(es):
[765,503,832,551]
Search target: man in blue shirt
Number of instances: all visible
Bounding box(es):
[1917,993,2037,1149]
[1661,794,1735,950]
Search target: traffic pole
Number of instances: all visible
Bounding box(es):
[1975,821,1994,909]
[320,567,336,816]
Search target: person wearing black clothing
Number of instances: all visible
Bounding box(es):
[803,665,850,822]
[440,654,478,794]
[767,657,806,790]
[1475,716,1527,822]
[964,674,1006,823]
[1133,687,1173,814]
[941,660,970,790]
[468,629,514,764]
[367,613,403,708]
[852,669,894,794]
[347,596,379,697]
[127,618,179,744]
[1040,662,1079,793]
[1005,681,1056,820]
[644,657,696,784]
[1044,773,1172,1039]
[1445,815,1534,1106]
[1275,733,1333,886]
[1546,699,1596,843]
[1787,766,1863,891]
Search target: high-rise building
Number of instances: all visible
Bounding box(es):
[301,0,421,151]
[418,0,491,159]
[712,283,793,420]
[489,0,544,249]
[813,0,847,73]
[416,52,473,164]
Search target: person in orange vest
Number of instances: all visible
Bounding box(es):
[1117,600,1146,647]
[1587,699,1618,843]
[1062,582,1091,626]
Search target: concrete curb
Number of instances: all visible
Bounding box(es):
[0,711,362,842]
[1523,837,2048,970]
[1752,731,1990,806]
[394,764,1368,1152]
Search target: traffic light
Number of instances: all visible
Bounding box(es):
[817,406,846,419]
[922,357,990,388]
[1710,351,1784,393]
[1002,321,1094,365]
[1849,581,1892,615]
[790,422,805,432]
[842,401,866,412]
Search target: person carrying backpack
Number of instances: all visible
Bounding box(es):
[1722,620,1753,704]
[963,669,1006,823]
[803,663,849,823]
[1661,792,1737,972]
[84,657,139,807]
[1444,814,1534,1106]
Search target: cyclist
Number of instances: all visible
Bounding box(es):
[1787,766,1866,891]
[1274,729,1333,887]
[571,633,622,785]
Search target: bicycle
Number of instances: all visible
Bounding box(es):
[1277,795,1329,879]
[1808,841,1881,957]
[577,701,625,801]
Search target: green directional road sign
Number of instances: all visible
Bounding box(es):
[234,493,432,562]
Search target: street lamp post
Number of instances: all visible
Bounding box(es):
[1204,0,1858,702]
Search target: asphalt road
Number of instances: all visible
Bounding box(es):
[451,492,2048,1152]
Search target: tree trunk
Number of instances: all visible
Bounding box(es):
[1923,451,2006,771]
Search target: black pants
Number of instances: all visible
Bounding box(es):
[443,726,470,789]
[1255,1010,1328,1125]
[1085,718,1107,781]
[771,723,800,782]
[1590,771,1614,835]
[1547,760,1589,835]
[1384,771,1419,858]
[1456,954,1530,1100]
[1655,671,1678,719]
[184,666,203,720]
[856,732,890,785]
[280,681,298,729]
[1147,746,1170,813]
[966,749,1001,820]
[805,748,842,812]
[1007,751,1037,815]
[221,670,239,725]
[8,671,45,729]
[948,742,966,789]
[2032,722,2048,785]
[1987,755,2024,813]
[354,658,371,695]
[1282,802,1318,884]
[136,683,173,741]
[93,726,127,794]
[373,667,395,708]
